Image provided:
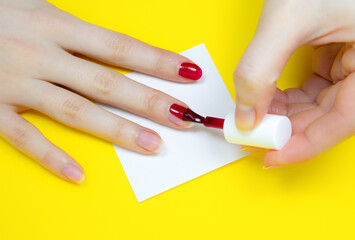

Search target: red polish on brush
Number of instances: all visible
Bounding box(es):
[169,104,224,129]
[169,104,292,150]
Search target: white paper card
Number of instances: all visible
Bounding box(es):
[102,44,248,202]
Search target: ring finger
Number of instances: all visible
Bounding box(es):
[17,79,163,154]
[40,49,193,129]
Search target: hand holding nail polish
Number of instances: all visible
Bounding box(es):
[233,0,355,168]
[169,104,292,150]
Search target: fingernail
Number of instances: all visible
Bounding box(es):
[179,62,202,80]
[240,146,264,152]
[168,104,194,128]
[235,102,256,131]
[263,164,283,170]
[136,130,162,152]
[62,164,85,183]
[240,146,252,152]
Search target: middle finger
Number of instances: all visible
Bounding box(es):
[41,49,193,129]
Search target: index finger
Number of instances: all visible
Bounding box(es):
[53,17,202,82]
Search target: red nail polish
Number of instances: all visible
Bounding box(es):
[169,104,186,120]
[203,117,224,129]
[169,104,204,123]
[169,104,224,129]
[179,62,202,80]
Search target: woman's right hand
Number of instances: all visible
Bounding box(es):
[0,0,202,183]
[234,0,355,168]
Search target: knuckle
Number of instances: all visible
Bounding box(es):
[315,87,328,104]
[39,149,54,167]
[0,37,42,62]
[234,64,277,103]
[11,128,27,147]
[26,7,68,35]
[234,61,278,87]
[28,9,55,25]
[152,50,171,75]
[61,97,87,121]
[94,71,119,95]
[143,91,165,116]
[234,66,259,92]
[10,127,31,147]
[112,120,128,141]
[105,33,133,61]
[268,103,278,115]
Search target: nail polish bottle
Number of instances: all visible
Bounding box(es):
[223,110,292,150]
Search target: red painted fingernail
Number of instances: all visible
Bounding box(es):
[168,104,194,128]
[169,104,187,120]
[179,62,202,80]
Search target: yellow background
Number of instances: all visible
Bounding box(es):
[1,0,354,239]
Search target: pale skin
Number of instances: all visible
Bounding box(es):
[0,0,197,183]
[234,0,355,168]
[2,0,355,183]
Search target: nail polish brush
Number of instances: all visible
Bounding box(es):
[170,104,292,150]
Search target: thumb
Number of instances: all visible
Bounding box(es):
[234,3,307,131]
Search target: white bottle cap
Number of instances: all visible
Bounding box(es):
[223,110,292,150]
